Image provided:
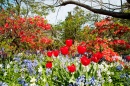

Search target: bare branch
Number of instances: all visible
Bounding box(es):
[127,0,130,4]
[57,1,130,19]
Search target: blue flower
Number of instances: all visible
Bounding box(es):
[120,74,125,78]
[120,73,130,79]
[22,59,36,75]
[13,57,21,62]
[24,83,29,86]
[116,65,122,71]
[18,78,25,85]
[27,63,36,75]
[46,68,52,75]
[32,60,38,67]
[23,59,31,64]
[90,76,95,85]
[68,83,73,86]
[1,82,8,86]
[75,75,86,85]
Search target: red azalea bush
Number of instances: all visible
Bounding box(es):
[78,17,130,56]
[0,10,53,52]
[92,17,130,54]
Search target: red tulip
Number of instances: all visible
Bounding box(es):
[80,56,91,66]
[53,50,59,57]
[91,56,99,63]
[77,45,86,54]
[91,52,103,63]
[67,64,76,73]
[47,51,53,57]
[66,39,73,47]
[60,46,69,55]
[126,56,130,61]
[95,52,103,59]
[46,61,52,68]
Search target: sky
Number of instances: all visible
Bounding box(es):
[46,0,126,24]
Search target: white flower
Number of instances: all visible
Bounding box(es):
[100,79,105,83]
[97,70,102,77]
[38,66,43,73]
[125,62,130,67]
[115,62,120,66]
[10,61,13,64]
[7,64,10,69]
[107,71,111,75]
[112,56,121,61]
[98,64,104,69]
[108,79,112,83]
[108,76,111,79]
[42,78,46,82]
[110,63,114,67]
[75,62,79,67]
[93,63,97,70]
[0,64,3,68]
[103,68,108,72]
[86,66,90,72]
[111,72,114,75]
[102,62,109,68]
[37,50,40,54]
[4,72,7,76]
[30,83,36,86]
[30,77,36,83]
[17,53,23,56]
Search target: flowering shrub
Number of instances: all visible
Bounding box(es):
[93,17,130,54]
[0,10,52,54]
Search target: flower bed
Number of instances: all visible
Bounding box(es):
[0,40,130,86]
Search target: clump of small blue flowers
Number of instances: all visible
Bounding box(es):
[116,65,123,71]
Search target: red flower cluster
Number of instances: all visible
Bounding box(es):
[47,50,59,57]
[80,56,90,66]
[46,61,52,69]
[65,39,73,47]
[77,45,86,54]
[67,64,76,73]
[0,11,52,50]
[113,40,126,45]
[95,17,112,27]
[60,46,69,55]
[91,52,103,63]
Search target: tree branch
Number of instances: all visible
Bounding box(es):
[58,1,130,19]
[127,0,130,4]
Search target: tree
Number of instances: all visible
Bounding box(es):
[53,6,100,42]
[56,0,130,19]
[0,0,54,16]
